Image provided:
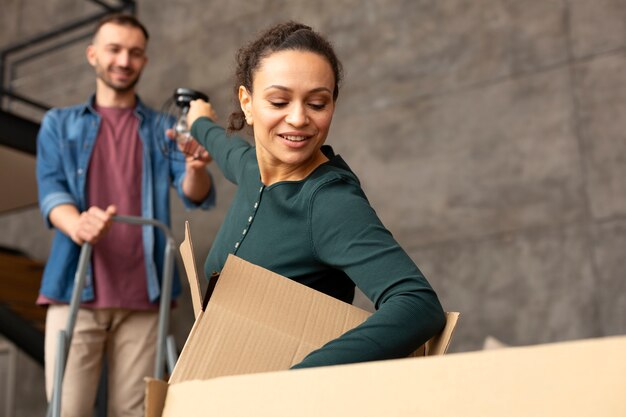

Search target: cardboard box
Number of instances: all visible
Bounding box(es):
[150,335,626,417]
[145,222,459,416]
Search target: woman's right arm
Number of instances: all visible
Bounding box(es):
[188,100,252,185]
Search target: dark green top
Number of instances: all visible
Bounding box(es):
[191,117,446,368]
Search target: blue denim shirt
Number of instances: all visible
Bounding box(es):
[36,95,215,303]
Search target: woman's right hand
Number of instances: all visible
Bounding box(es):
[187,99,217,128]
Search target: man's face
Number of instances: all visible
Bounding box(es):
[86,22,148,93]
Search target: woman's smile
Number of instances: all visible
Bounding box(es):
[239,49,336,184]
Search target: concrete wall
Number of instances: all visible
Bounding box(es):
[2,0,626,414]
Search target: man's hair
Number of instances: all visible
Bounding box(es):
[93,13,149,41]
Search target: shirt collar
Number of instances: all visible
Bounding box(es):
[80,94,147,119]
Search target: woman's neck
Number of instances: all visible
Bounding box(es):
[259,150,329,186]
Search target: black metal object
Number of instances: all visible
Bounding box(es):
[173,87,209,108]
[0,109,39,155]
[0,303,44,366]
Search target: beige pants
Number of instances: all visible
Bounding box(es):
[45,305,159,417]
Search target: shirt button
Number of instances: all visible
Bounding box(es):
[259,186,263,192]
[248,216,253,223]
[242,229,247,235]
[77,168,84,175]
[235,242,240,249]
[253,202,259,209]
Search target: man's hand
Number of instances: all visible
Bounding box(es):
[165,130,213,165]
[168,98,216,164]
[163,99,215,204]
[72,205,117,245]
[50,204,117,245]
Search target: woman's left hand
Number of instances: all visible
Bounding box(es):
[188,99,217,126]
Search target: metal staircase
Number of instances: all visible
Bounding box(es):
[1,1,136,154]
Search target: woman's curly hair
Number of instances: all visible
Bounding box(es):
[228,21,343,132]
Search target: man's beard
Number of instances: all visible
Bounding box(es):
[95,64,142,93]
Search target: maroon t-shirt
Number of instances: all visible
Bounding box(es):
[82,104,154,309]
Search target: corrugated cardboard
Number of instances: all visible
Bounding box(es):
[172,253,376,381]
[158,335,626,417]
[145,222,459,416]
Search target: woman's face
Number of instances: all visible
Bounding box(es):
[239,49,336,183]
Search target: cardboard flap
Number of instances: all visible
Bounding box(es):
[169,254,372,383]
[144,378,168,417]
[179,221,203,319]
[174,226,460,389]
[426,311,460,355]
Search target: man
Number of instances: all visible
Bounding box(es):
[35,13,213,417]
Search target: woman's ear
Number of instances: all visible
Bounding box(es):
[238,85,253,125]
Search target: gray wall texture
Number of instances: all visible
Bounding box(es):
[1,0,626,414]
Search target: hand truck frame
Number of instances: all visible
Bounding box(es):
[46,215,179,417]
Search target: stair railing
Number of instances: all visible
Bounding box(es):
[0,0,136,116]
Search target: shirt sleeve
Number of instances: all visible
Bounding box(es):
[36,110,79,228]
[190,117,253,185]
[167,150,216,211]
[292,179,446,368]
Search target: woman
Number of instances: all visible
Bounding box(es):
[186,21,446,368]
